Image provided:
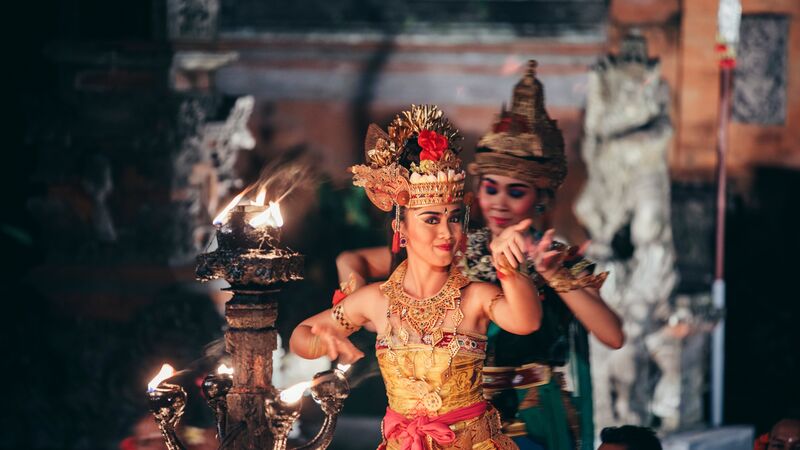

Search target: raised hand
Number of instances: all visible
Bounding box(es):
[526,228,564,280]
[490,218,533,272]
[310,323,365,364]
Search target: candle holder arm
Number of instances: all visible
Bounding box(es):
[291,405,340,450]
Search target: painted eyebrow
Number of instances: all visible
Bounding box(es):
[416,211,442,217]
[483,177,531,189]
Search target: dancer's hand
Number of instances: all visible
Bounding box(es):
[527,228,564,280]
[311,323,365,364]
[490,219,533,272]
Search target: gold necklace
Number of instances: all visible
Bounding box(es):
[380,260,470,345]
[380,260,470,413]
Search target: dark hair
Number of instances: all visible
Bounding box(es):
[600,426,662,450]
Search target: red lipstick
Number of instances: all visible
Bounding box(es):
[491,216,511,227]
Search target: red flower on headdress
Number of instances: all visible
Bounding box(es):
[119,436,136,450]
[753,433,769,450]
[418,130,448,161]
[493,116,514,133]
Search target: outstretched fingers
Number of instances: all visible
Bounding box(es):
[335,339,365,364]
[512,218,534,232]
[538,229,555,252]
[310,323,364,363]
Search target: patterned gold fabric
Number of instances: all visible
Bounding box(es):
[376,341,517,449]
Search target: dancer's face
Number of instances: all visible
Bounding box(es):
[401,203,464,269]
[768,419,800,450]
[478,174,540,237]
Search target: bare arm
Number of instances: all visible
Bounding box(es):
[479,272,542,335]
[482,219,542,335]
[289,284,381,363]
[556,285,624,349]
[336,247,392,288]
[530,230,624,349]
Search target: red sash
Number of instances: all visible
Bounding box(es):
[380,401,488,450]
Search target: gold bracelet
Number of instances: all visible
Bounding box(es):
[546,267,608,293]
[308,334,325,358]
[332,303,360,332]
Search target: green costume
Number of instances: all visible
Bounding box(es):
[463,60,604,450]
[461,228,596,450]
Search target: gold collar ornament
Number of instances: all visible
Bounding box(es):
[380,260,470,344]
[469,60,567,191]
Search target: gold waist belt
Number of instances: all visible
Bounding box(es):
[448,407,508,449]
[482,363,552,393]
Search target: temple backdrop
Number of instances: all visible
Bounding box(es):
[4,0,799,448]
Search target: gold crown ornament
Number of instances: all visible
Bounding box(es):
[351,105,469,253]
[469,60,567,191]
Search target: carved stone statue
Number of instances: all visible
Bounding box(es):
[175,95,256,262]
[575,33,678,431]
[167,0,219,40]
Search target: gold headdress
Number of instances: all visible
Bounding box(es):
[351,104,467,252]
[352,104,465,210]
[469,60,567,191]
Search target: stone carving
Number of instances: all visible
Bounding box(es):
[81,154,117,243]
[173,95,256,263]
[167,0,219,40]
[733,14,789,125]
[575,33,679,431]
[201,95,255,196]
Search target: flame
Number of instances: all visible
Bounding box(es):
[336,363,352,373]
[147,363,176,392]
[217,364,234,375]
[212,186,254,225]
[279,381,310,404]
[253,186,267,206]
[248,201,283,228]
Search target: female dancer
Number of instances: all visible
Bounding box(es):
[335,62,624,450]
[290,105,549,449]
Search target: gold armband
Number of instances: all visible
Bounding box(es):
[547,267,608,293]
[331,303,360,332]
[487,292,504,322]
[307,334,325,358]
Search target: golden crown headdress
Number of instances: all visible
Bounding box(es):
[469,60,567,191]
[351,105,467,253]
[351,104,466,211]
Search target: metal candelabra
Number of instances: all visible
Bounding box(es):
[146,202,349,450]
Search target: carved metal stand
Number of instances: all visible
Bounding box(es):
[147,204,349,450]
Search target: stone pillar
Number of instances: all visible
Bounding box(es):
[225,291,280,448]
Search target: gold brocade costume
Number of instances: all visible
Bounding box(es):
[349,105,513,449]
[375,262,516,450]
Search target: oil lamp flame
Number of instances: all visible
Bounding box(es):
[147,363,176,392]
[279,381,310,404]
[249,201,283,228]
[212,188,251,226]
[253,186,267,206]
[217,364,234,375]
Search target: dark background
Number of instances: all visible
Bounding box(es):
[4,0,799,448]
